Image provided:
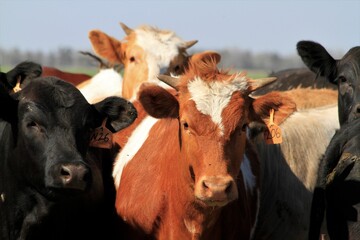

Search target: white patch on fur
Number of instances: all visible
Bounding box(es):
[112,116,159,188]
[78,68,122,104]
[240,154,256,192]
[135,27,186,83]
[187,77,248,134]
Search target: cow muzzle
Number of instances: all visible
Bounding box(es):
[59,163,90,190]
[48,162,91,191]
[195,175,238,207]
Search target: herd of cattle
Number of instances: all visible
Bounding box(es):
[0,22,359,240]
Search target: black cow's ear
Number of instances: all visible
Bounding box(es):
[297,41,337,84]
[6,61,42,87]
[0,84,18,122]
[93,96,137,132]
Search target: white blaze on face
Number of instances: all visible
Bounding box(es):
[187,76,248,135]
[135,27,186,82]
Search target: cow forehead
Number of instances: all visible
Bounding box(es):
[20,78,91,119]
[134,28,185,69]
[187,76,248,134]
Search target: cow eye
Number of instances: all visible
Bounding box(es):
[183,122,189,130]
[129,56,135,62]
[27,121,40,131]
[174,65,180,72]
[338,76,347,84]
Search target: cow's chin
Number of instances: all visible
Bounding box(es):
[194,196,235,208]
[44,186,89,201]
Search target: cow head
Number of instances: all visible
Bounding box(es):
[0,75,137,199]
[297,41,360,125]
[138,52,295,207]
[88,22,197,100]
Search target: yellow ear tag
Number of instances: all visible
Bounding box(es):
[264,109,283,144]
[89,119,113,149]
[13,76,22,93]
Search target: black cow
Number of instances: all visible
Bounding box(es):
[252,67,336,96]
[298,42,360,239]
[297,41,360,126]
[309,119,360,240]
[0,64,137,240]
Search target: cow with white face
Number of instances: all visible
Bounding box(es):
[86,22,197,101]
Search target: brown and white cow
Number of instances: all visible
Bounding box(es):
[87,22,197,100]
[112,52,296,239]
[41,66,92,86]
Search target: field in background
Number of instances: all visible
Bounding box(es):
[1,65,268,79]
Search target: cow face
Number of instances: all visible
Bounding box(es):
[88,23,197,100]
[1,77,136,198]
[297,41,360,125]
[139,52,296,208]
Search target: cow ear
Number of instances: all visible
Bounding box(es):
[190,51,221,65]
[0,84,18,122]
[92,96,137,132]
[88,30,124,64]
[5,61,42,90]
[297,41,337,83]
[138,83,179,119]
[249,92,296,126]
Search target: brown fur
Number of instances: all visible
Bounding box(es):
[282,88,338,110]
[41,66,91,86]
[113,52,296,239]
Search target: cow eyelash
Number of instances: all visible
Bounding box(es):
[338,76,347,83]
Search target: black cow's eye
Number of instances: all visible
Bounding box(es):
[338,76,347,83]
[27,121,40,131]
[27,121,37,128]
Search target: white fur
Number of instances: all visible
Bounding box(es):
[112,116,159,188]
[187,77,248,134]
[78,68,123,104]
[135,27,186,83]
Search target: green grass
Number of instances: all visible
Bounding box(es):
[229,69,268,79]
[60,67,98,76]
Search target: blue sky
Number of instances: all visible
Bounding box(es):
[0,0,359,56]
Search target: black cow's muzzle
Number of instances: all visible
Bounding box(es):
[47,162,91,192]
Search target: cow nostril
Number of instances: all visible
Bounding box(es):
[225,182,232,194]
[60,166,72,181]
